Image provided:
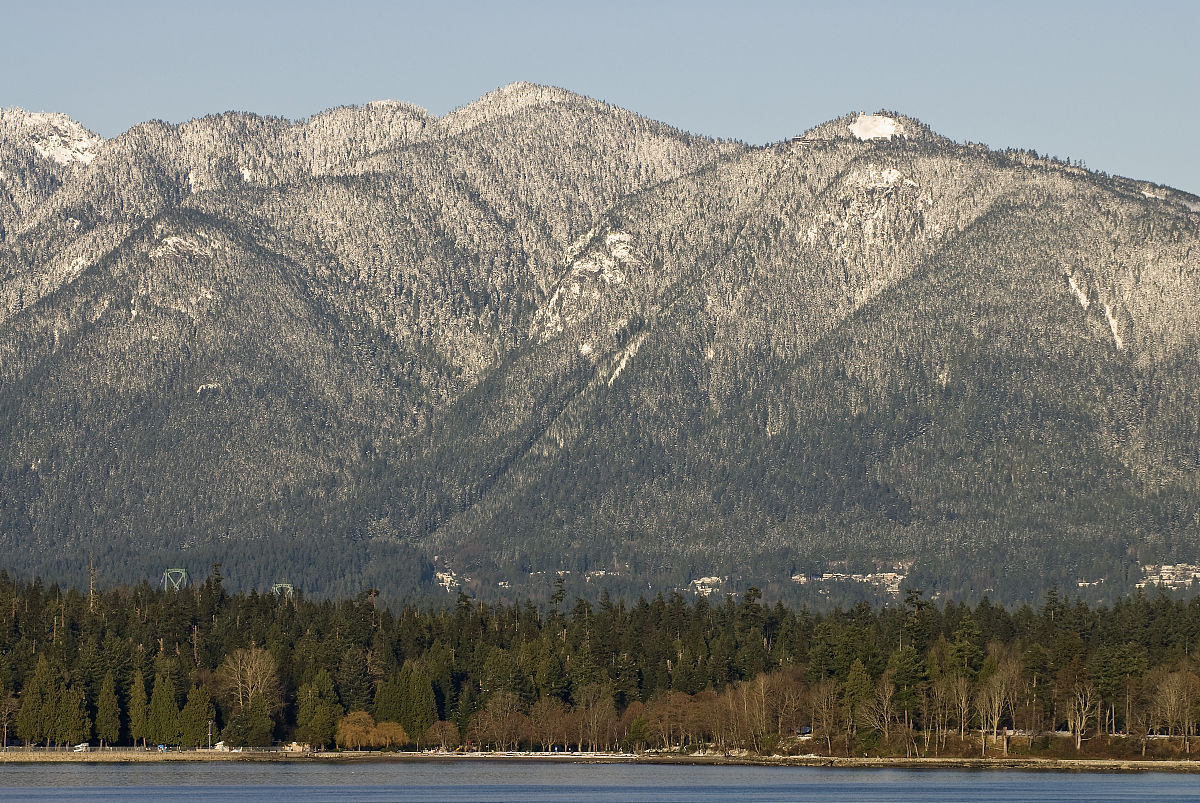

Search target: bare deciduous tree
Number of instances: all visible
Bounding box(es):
[949,675,972,743]
[1154,670,1200,753]
[0,692,18,749]
[216,646,280,711]
[975,673,1005,756]
[859,673,896,742]
[529,697,569,751]
[574,683,616,752]
[646,690,691,750]
[1064,681,1097,751]
[424,720,460,751]
[468,690,527,751]
[809,678,840,756]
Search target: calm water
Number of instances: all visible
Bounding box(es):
[0,761,1198,802]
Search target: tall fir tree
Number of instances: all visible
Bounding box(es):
[178,685,216,748]
[405,663,437,746]
[16,656,56,747]
[297,670,342,750]
[537,652,569,702]
[54,684,90,746]
[146,673,180,746]
[843,658,873,747]
[128,672,148,749]
[95,671,120,747]
[373,671,405,724]
[222,698,273,748]
[336,648,371,712]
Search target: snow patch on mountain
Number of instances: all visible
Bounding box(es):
[67,256,88,281]
[1102,302,1124,349]
[849,164,916,189]
[608,332,645,386]
[1137,184,1200,212]
[150,228,220,260]
[849,114,904,141]
[533,227,644,341]
[1067,274,1090,310]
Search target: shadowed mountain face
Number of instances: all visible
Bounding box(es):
[1,88,1197,603]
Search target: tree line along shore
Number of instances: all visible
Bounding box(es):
[2,568,1200,761]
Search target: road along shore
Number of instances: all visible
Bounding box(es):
[2,750,1199,773]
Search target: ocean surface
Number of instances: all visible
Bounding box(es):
[1,761,1199,802]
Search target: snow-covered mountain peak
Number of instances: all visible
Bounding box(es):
[3,109,104,166]
[468,81,580,108]
[439,82,600,136]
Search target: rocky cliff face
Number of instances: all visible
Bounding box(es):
[1,86,1197,602]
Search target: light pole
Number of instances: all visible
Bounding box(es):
[208,720,213,750]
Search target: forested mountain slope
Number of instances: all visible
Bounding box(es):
[1,88,1197,603]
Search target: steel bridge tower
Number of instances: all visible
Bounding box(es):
[160,568,190,591]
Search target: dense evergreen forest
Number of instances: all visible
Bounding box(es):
[4,568,1200,759]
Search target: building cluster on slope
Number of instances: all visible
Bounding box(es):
[1137,564,1200,590]
[429,559,1200,599]
[434,569,461,593]
[688,576,726,596]
[791,561,910,596]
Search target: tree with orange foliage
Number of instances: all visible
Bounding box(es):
[336,711,376,750]
[372,721,408,749]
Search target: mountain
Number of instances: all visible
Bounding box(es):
[1,87,1198,604]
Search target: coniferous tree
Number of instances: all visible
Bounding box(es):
[405,663,437,745]
[128,672,148,749]
[16,657,56,747]
[179,685,216,748]
[297,669,342,749]
[373,671,405,724]
[147,673,180,746]
[95,671,120,747]
[843,658,873,750]
[537,653,569,702]
[222,698,273,747]
[54,684,90,746]
[336,649,371,713]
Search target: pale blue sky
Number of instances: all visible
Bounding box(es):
[4,0,1198,193]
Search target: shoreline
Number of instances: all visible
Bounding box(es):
[2,750,1199,773]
